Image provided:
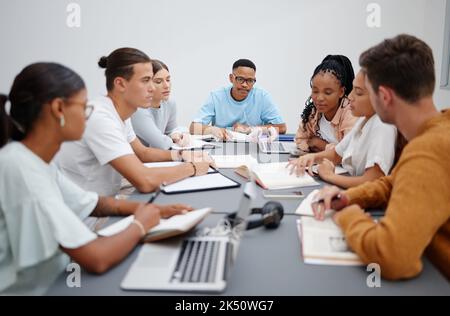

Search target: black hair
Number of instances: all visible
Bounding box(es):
[232,59,256,71]
[301,55,355,130]
[0,63,85,147]
[98,47,151,91]
[151,59,169,75]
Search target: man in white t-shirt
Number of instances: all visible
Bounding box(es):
[54,48,214,196]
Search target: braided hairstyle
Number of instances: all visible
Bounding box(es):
[301,55,355,131]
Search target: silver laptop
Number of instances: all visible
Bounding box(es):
[120,182,257,293]
[259,141,298,154]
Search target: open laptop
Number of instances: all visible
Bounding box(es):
[259,141,298,154]
[120,181,257,293]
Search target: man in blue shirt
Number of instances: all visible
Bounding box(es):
[190,59,286,140]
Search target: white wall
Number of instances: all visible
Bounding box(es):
[1,0,449,131]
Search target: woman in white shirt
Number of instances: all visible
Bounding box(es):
[54,48,214,196]
[0,63,192,295]
[288,70,399,189]
[131,60,191,149]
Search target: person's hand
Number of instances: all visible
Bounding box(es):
[182,150,216,167]
[266,126,279,143]
[248,127,264,143]
[311,186,349,221]
[317,158,335,181]
[307,136,327,152]
[134,203,161,232]
[154,204,193,218]
[207,126,230,141]
[286,153,316,176]
[233,123,252,134]
[172,133,191,147]
[189,161,213,176]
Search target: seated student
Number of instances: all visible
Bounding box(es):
[0,63,192,295]
[312,34,450,280]
[295,55,358,152]
[54,48,213,197]
[131,60,190,149]
[190,59,287,140]
[288,70,398,189]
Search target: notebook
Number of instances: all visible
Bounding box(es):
[297,217,364,266]
[97,208,213,242]
[211,155,258,169]
[251,162,319,190]
[161,172,241,194]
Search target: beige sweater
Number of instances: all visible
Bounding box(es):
[337,110,450,280]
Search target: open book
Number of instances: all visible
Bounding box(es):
[251,162,319,190]
[97,208,213,242]
[295,189,320,216]
[297,217,363,266]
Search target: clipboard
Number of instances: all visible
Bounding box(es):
[161,172,241,194]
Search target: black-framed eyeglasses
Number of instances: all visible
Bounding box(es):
[64,99,95,120]
[233,74,256,85]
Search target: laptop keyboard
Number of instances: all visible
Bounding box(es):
[170,240,224,284]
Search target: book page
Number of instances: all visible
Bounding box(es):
[298,217,363,266]
[295,190,319,216]
[252,162,319,189]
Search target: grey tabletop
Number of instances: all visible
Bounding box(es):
[46,141,450,295]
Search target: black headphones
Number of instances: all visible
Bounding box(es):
[227,201,284,230]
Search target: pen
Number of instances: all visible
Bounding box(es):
[148,187,162,203]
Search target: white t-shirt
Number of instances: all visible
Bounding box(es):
[54,96,137,196]
[335,115,397,176]
[0,142,98,295]
[318,115,339,144]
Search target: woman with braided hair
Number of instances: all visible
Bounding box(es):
[295,55,357,153]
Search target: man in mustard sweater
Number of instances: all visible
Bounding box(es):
[312,34,450,280]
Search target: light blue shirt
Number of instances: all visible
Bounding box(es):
[193,86,284,128]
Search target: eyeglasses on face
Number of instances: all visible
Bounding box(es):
[64,99,95,119]
[232,74,256,85]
